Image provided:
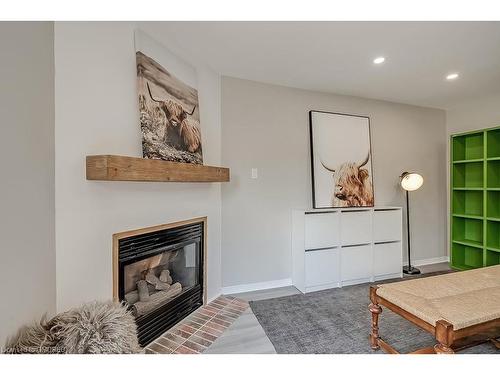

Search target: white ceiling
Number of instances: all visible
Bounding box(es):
[144,22,500,109]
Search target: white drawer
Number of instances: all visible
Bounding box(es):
[373,242,402,277]
[305,212,339,250]
[341,210,371,245]
[305,248,340,287]
[373,210,402,243]
[341,244,372,282]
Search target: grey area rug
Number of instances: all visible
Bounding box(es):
[250,274,499,354]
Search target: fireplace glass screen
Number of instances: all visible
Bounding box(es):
[123,242,200,318]
[117,220,204,346]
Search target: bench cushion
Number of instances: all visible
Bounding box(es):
[376,265,500,330]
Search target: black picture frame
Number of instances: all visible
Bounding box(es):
[309,110,375,209]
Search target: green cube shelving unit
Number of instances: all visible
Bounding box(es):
[451,127,500,270]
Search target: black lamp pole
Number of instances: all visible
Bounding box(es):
[403,188,420,275]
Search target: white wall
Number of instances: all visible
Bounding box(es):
[221,77,447,288]
[446,93,500,135]
[54,22,222,312]
[0,22,55,346]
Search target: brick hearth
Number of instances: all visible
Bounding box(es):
[145,295,249,354]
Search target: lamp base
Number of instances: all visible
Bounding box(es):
[403,265,421,275]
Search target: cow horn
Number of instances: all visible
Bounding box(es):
[358,153,370,168]
[146,82,162,103]
[186,105,196,116]
[320,160,335,173]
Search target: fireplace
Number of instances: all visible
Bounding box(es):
[113,218,206,347]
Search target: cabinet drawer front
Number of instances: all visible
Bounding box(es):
[373,242,402,277]
[305,213,339,249]
[373,210,402,242]
[305,248,340,287]
[341,211,371,245]
[341,244,372,282]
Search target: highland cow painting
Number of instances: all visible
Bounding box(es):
[135,30,203,164]
[309,111,374,209]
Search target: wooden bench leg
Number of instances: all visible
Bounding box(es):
[434,320,455,354]
[369,286,382,350]
[489,338,500,349]
[434,343,454,354]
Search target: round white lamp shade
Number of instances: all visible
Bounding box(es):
[400,172,423,191]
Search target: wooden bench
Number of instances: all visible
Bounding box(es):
[369,265,500,354]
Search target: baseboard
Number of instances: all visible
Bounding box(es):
[373,272,402,282]
[341,277,372,287]
[221,278,292,295]
[305,282,341,293]
[412,256,450,267]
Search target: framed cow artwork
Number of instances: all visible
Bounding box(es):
[309,110,374,209]
[135,30,203,164]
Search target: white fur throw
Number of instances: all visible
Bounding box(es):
[4,301,141,354]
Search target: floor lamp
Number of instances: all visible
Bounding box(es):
[400,172,424,275]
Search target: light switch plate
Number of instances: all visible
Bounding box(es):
[251,168,258,179]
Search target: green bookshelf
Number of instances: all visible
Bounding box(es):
[451,126,500,270]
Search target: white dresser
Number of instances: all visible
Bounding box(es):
[291,207,403,293]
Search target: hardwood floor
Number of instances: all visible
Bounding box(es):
[204,286,299,354]
[205,262,451,354]
[203,307,278,354]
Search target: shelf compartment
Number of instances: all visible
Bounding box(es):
[487,128,500,158]
[452,216,483,247]
[487,191,500,219]
[452,190,483,217]
[487,160,500,188]
[452,133,484,161]
[373,210,402,243]
[305,212,339,250]
[486,250,500,266]
[341,211,371,246]
[452,162,483,188]
[487,220,500,249]
[373,242,402,277]
[340,244,372,283]
[451,243,484,269]
[305,248,340,288]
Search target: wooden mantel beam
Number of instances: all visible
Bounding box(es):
[86,155,230,183]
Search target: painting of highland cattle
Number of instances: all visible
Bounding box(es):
[135,30,203,164]
[309,111,374,208]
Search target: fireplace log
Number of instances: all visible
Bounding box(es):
[145,270,171,291]
[137,280,150,302]
[132,282,182,316]
[155,282,171,291]
[124,283,157,305]
[159,269,173,284]
[124,290,139,305]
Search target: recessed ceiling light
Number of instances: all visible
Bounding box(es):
[373,57,385,64]
[446,73,459,80]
